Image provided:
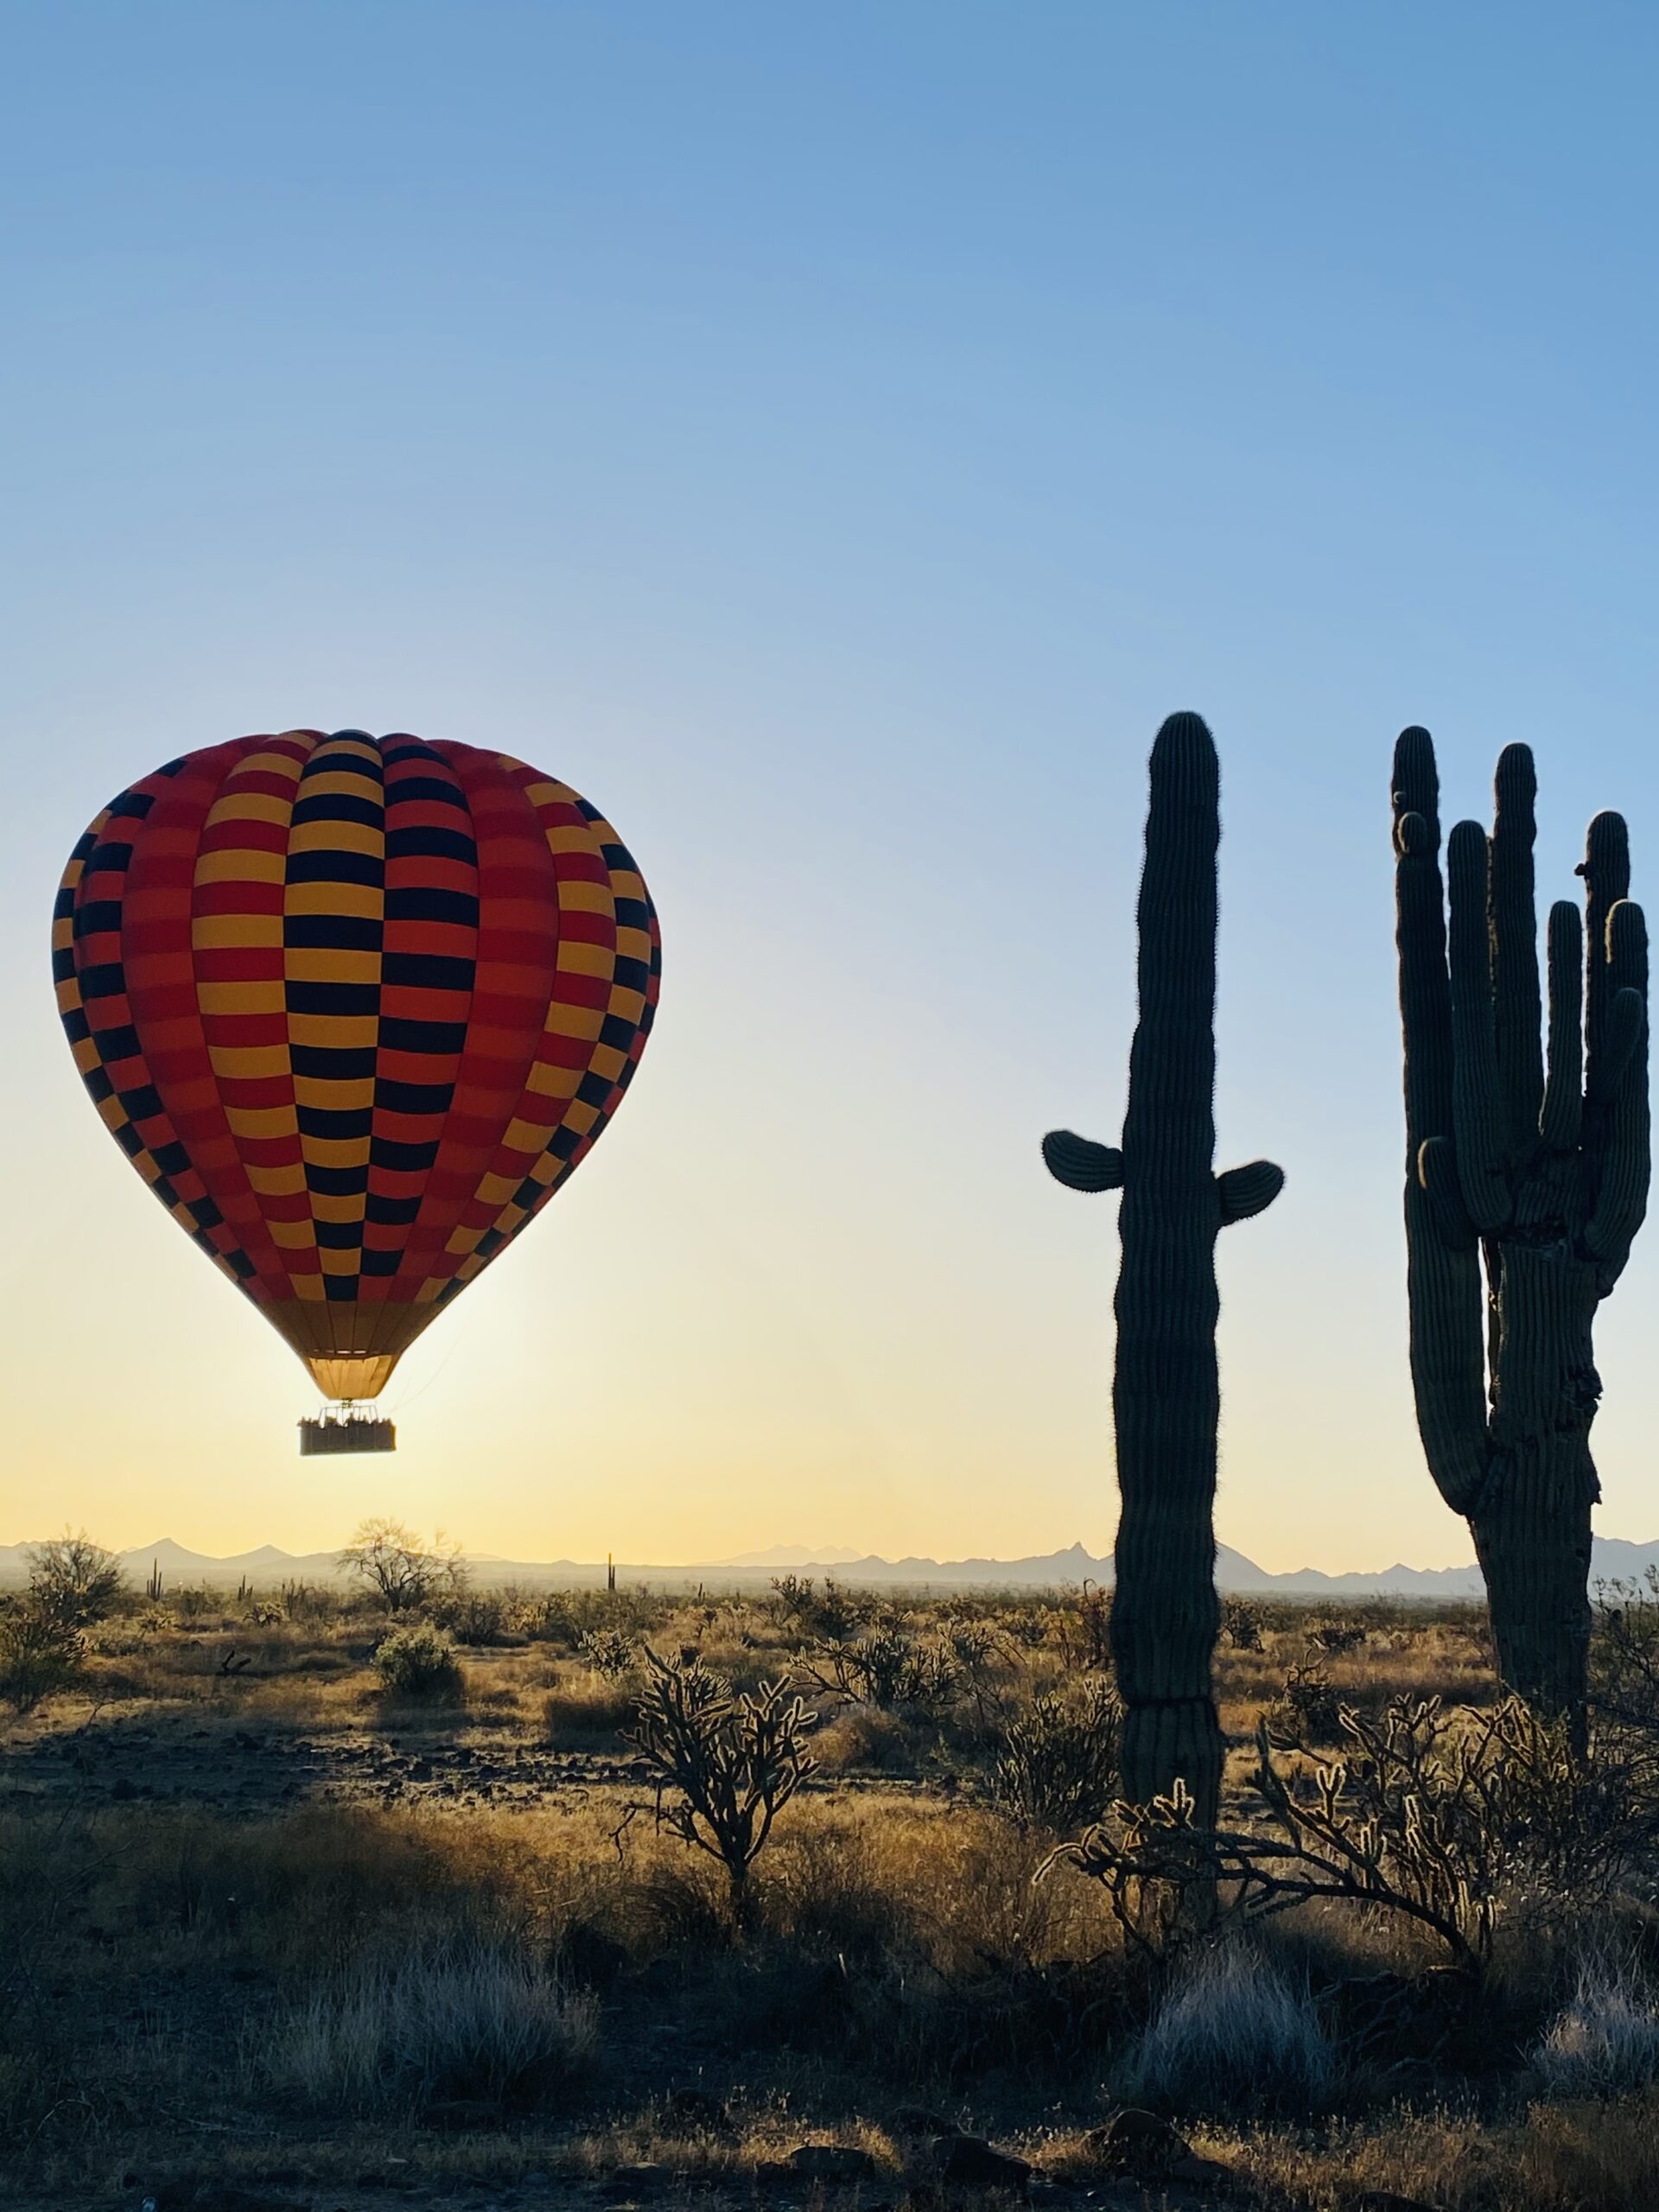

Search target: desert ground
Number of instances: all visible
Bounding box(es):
[3,1556,1657,2212]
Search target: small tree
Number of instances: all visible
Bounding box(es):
[0,1605,86,1713]
[25,1531,126,1630]
[338,1519,467,1614]
[625,1649,816,1923]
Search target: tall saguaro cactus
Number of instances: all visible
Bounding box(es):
[1392,729,1650,1726]
[1044,714,1283,1825]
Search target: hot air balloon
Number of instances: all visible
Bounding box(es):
[53,729,659,1452]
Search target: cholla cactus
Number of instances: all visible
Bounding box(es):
[1391,731,1649,1727]
[1045,715,1282,1825]
[626,1650,817,1923]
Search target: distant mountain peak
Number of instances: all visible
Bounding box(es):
[1,1531,1653,1599]
[713,1542,865,1568]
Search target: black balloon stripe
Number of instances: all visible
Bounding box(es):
[285,738,387,1292]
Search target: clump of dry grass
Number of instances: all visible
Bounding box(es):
[543,1669,636,1745]
[251,1938,597,2112]
[1535,1958,1659,2098]
[1120,1940,1334,2115]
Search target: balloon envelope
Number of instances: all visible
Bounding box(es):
[54,729,659,1400]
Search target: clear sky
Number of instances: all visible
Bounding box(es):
[5,3,1659,1570]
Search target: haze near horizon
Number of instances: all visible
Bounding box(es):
[6,3,1659,1572]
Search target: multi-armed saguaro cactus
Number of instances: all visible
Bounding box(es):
[1392,729,1650,1726]
[1044,714,1283,1825]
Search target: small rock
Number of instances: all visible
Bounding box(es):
[600,2164,673,2198]
[934,2137,1032,2192]
[789,2144,881,2182]
[1081,2110,1224,2183]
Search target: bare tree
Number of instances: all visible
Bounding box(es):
[337,1519,467,1615]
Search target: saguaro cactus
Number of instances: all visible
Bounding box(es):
[1391,729,1650,1726]
[1044,714,1282,1824]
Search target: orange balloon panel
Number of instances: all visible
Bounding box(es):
[53,730,659,1400]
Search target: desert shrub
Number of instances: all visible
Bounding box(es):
[432,1587,512,1645]
[809,1625,958,1711]
[0,1605,86,1713]
[770,1575,871,1644]
[514,1586,676,1649]
[626,1649,817,1919]
[1308,1622,1367,1656]
[1272,1659,1342,1740]
[1058,1697,1645,1974]
[1592,1573,1659,1747]
[1070,1583,1113,1670]
[810,1703,924,1774]
[579,1627,639,1679]
[373,1622,463,1700]
[166,1582,227,1626]
[988,1678,1122,1834]
[1004,1605,1058,1650]
[1535,1960,1659,2098]
[543,1671,634,1746]
[1223,1599,1265,1651]
[23,1532,127,1629]
[1123,1941,1332,2114]
[257,1939,596,2111]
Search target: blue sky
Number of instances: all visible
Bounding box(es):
[4,3,1659,1567]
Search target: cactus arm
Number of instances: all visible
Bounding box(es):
[1419,1135,1478,1251]
[1392,730,1490,1518]
[1042,1130,1124,1192]
[1216,1160,1284,1224]
[1403,1181,1491,1513]
[1491,747,1546,1160]
[1590,988,1645,1109]
[1586,900,1650,1279]
[1447,821,1513,1232]
[1581,812,1631,1096]
[1391,728,1455,1154]
[1540,901,1585,1152]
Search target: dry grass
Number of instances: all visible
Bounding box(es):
[6,1580,1659,2207]
[251,1938,598,2111]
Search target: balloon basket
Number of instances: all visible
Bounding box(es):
[298,1408,397,1456]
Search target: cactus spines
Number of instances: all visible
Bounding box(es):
[1045,712,1282,1824]
[1391,728,1650,1729]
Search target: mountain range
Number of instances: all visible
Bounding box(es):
[3,1532,1659,1598]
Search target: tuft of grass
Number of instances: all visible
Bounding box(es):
[253,1938,597,2113]
[543,1669,635,1745]
[1535,1959,1659,2098]
[1122,1941,1334,2116]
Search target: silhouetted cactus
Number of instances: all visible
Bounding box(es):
[1045,714,1282,1823]
[1391,729,1649,1729]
